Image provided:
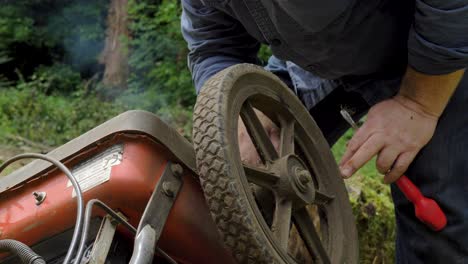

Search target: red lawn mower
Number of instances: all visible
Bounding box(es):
[0,65,358,264]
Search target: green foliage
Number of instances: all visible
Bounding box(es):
[0,0,108,80]
[0,52,12,88]
[0,4,35,50]
[0,1,114,146]
[258,44,273,65]
[0,0,198,144]
[0,87,124,146]
[44,0,108,69]
[126,0,195,114]
[0,1,396,262]
[332,130,396,263]
[16,64,83,95]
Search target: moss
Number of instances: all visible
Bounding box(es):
[349,174,395,263]
[332,130,396,263]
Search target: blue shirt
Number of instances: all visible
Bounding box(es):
[181,0,468,107]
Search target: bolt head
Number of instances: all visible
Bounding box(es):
[162,181,175,197]
[170,163,184,177]
[32,191,46,205]
[298,171,312,185]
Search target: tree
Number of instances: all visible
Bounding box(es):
[100,0,129,90]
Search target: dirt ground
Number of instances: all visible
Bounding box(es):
[0,143,46,177]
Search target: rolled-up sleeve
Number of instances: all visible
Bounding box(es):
[181,0,260,93]
[408,0,468,74]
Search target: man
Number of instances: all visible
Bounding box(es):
[181,0,468,263]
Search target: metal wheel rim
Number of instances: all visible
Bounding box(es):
[193,64,358,264]
[230,86,344,263]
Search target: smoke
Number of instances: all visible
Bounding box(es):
[1,0,195,135]
[46,0,109,77]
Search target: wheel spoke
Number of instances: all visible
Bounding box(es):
[271,198,292,250]
[293,208,331,264]
[240,101,279,163]
[253,186,275,226]
[244,165,280,189]
[294,136,321,188]
[279,120,295,157]
[314,190,335,205]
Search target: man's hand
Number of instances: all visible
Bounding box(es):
[238,110,280,165]
[339,96,437,183]
[340,66,465,183]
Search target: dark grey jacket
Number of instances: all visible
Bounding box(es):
[181,0,468,101]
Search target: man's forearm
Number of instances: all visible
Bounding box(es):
[397,66,465,118]
[181,0,260,93]
[340,66,465,182]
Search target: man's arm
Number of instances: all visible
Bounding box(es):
[339,0,468,182]
[340,67,464,183]
[408,0,468,75]
[181,0,260,93]
[398,67,465,118]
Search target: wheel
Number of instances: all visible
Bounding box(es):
[192,64,358,264]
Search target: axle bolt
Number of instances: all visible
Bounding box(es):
[32,191,47,205]
[162,182,175,198]
[298,170,312,185]
[170,163,184,178]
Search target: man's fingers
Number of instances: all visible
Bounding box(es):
[238,114,280,166]
[238,118,261,165]
[340,123,371,166]
[239,134,261,165]
[269,127,281,153]
[383,151,417,184]
[376,147,400,174]
[340,135,385,178]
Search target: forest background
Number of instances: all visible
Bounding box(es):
[0,1,395,262]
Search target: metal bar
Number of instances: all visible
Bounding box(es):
[271,198,292,250]
[129,225,157,264]
[88,215,118,264]
[75,199,177,264]
[279,120,295,157]
[243,165,280,189]
[129,162,183,264]
[293,208,331,264]
[240,101,279,163]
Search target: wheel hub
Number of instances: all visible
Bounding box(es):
[273,155,316,204]
[293,167,312,192]
[193,64,358,264]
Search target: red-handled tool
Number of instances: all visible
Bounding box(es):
[396,175,446,231]
[340,109,447,231]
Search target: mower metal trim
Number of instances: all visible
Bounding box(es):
[0,110,196,193]
[130,162,183,264]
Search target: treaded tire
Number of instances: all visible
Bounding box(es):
[192,64,358,264]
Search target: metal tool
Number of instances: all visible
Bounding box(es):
[340,109,447,231]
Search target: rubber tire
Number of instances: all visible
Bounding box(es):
[193,64,358,264]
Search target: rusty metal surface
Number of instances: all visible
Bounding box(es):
[0,137,234,263]
[0,110,196,193]
[129,162,182,264]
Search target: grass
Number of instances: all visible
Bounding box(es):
[332,129,396,264]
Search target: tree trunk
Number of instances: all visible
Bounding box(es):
[100,0,129,90]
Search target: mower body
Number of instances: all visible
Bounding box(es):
[0,111,234,263]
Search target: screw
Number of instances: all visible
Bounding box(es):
[340,109,359,130]
[298,170,312,185]
[33,191,47,205]
[162,182,175,198]
[170,163,183,177]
